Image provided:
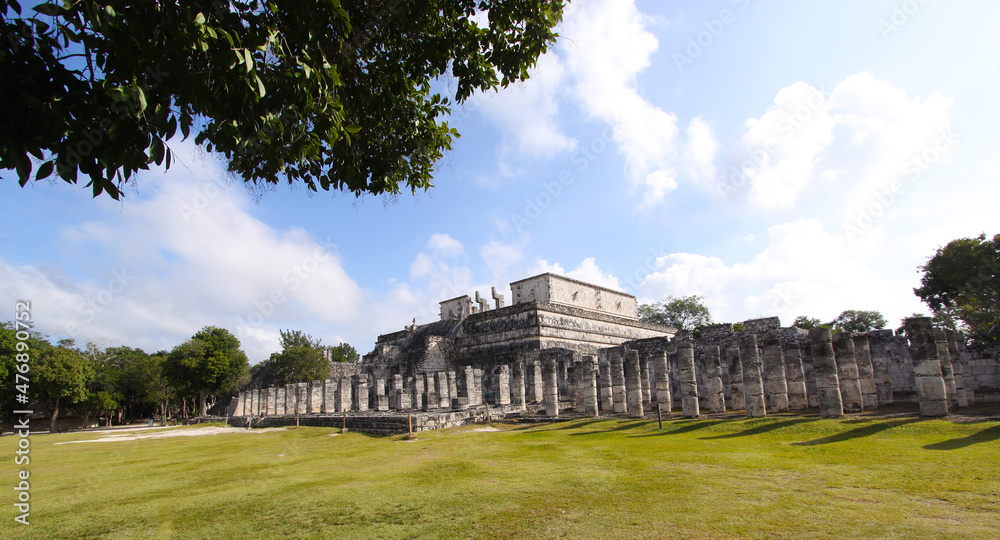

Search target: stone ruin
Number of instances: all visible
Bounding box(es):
[228,273,1000,434]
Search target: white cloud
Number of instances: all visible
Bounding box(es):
[726,72,954,218]
[532,256,622,291]
[0,140,366,363]
[426,233,464,257]
[683,116,718,186]
[640,218,927,326]
[560,0,681,204]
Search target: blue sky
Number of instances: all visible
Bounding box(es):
[3,0,999,363]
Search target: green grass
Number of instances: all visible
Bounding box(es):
[2,413,999,539]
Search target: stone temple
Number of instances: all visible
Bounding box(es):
[228,273,1000,434]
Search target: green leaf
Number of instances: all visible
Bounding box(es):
[194,12,206,26]
[36,161,54,180]
[344,125,361,134]
[255,75,266,98]
[33,2,61,16]
[151,138,165,165]
[243,49,253,72]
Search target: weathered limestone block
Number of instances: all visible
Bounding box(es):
[761,337,789,413]
[726,347,745,411]
[932,328,958,410]
[249,389,258,416]
[945,329,969,407]
[435,372,450,409]
[852,335,879,410]
[783,342,808,410]
[352,375,368,412]
[308,381,322,413]
[275,387,286,415]
[653,351,672,413]
[809,328,844,418]
[569,363,583,412]
[558,360,570,401]
[624,349,644,418]
[511,361,526,410]
[582,355,600,416]
[599,361,613,412]
[739,335,766,418]
[322,379,336,413]
[238,392,247,416]
[296,383,309,414]
[703,346,726,414]
[264,387,274,415]
[336,377,351,412]
[610,349,627,413]
[832,333,864,413]
[543,356,559,417]
[677,343,700,418]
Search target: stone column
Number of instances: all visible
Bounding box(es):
[448,371,459,407]
[932,328,959,410]
[653,351,672,413]
[374,377,389,411]
[423,373,437,410]
[543,356,559,417]
[285,384,297,414]
[703,346,726,413]
[493,366,510,406]
[389,375,403,410]
[783,342,808,410]
[801,343,821,408]
[832,333,864,413]
[726,347,745,411]
[959,337,976,406]
[677,343,700,418]
[599,361,613,412]
[640,356,652,405]
[869,335,894,405]
[413,373,427,410]
[610,349,628,413]
[322,379,336,413]
[624,349,644,418]
[473,368,484,406]
[581,355,599,416]
[352,375,368,412]
[456,367,472,409]
[761,336,789,413]
[945,329,969,407]
[336,377,351,412]
[739,335,766,418]
[263,387,273,415]
[308,381,322,413]
[557,360,569,401]
[528,361,543,404]
[809,328,844,418]
[852,335,879,410]
[436,372,451,409]
[294,383,307,414]
[511,361,526,411]
[237,392,246,416]
[275,386,286,415]
[905,317,949,417]
[569,363,584,412]
[249,389,258,416]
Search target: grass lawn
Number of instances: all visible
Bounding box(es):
[2,411,998,539]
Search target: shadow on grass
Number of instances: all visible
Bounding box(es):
[698,418,820,440]
[628,419,727,438]
[792,418,924,446]
[568,419,651,436]
[550,419,608,431]
[924,423,1000,450]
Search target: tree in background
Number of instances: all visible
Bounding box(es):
[829,310,888,333]
[915,233,1000,344]
[638,294,713,331]
[163,326,248,417]
[327,342,360,364]
[2,0,564,199]
[792,316,824,330]
[35,346,90,432]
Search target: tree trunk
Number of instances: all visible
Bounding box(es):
[81,412,90,430]
[50,395,60,433]
[199,389,207,417]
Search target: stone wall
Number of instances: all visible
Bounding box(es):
[510,273,639,319]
